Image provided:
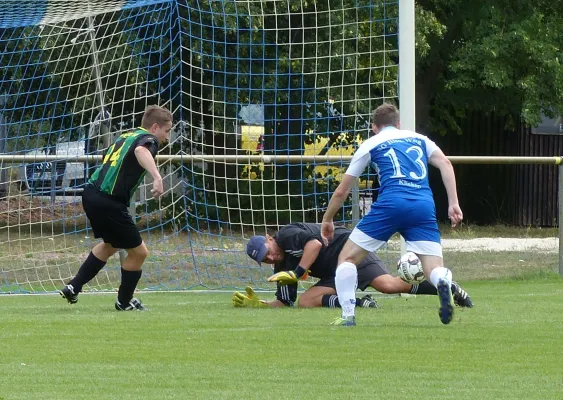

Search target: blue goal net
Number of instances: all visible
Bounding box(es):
[0,0,399,293]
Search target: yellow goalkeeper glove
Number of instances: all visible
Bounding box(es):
[232,286,268,308]
[267,271,300,285]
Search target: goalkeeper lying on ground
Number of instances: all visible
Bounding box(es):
[234,223,473,309]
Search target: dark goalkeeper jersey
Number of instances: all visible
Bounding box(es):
[273,222,350,277]
[89,128,159,205]
[272,222,351,306]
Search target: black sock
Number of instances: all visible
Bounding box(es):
[68,252,106,293]
[321,295,365,308]
[410,280,438,295]
[117,268,142,305]
[321,294,340,308]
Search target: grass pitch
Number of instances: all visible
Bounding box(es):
[0,279,561,400]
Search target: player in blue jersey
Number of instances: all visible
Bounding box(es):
[321,103,464,326]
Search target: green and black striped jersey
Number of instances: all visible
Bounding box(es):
[89,128,159,204]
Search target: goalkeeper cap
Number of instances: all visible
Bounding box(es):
[247,235,268,265]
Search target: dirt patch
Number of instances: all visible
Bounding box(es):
[389,237,559,253]
[0,196,86,225]
[441,237,559,253]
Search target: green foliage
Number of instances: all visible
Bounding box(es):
[415,7,446,59]
[416,0,563,133]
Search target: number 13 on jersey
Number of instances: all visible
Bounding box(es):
[384,146,427,180]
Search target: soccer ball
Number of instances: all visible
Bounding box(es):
[397,252,425,284]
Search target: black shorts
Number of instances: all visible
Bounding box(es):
[82,185,142,249]
[313,253,389,291]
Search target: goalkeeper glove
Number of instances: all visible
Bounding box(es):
[267,271,299,285]
[232,286,268,308]
[267,266,309,285]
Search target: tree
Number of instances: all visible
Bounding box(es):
[415,0,563,134]
[176,0,397,227]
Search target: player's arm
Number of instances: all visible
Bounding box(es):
[321,147,370,243]
[267,238,321,284]
[297,238,322,271]
[232,286,283,308]
[134,146,164,198]
[322,173,356,221]
[428,148,463,226]
[320,173,357,244]
[232,284,297,308]
[268,226,323,284]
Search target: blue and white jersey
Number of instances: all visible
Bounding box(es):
[346,127,439,202]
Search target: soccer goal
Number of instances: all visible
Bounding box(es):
[0,0,412,293]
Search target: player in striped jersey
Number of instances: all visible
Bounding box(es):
[234,223,472,309]
[59,105,172,310]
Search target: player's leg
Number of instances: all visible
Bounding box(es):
[370,273,473,305]
[451,281,473,307]
[60,242,119,304]
[60,187,120,304]
[68,242,119,291]
[86,199,147,311]
[107,209,148,310]
[404,247,455,324]
[298,285,336,308]
[329,240,368,326]
[417,257,473,307]
[359,253,412,294]
[417,254,454,324]
[114,239,148,311]
[358,252,438,295]
[360,252,472,305]
[298,279,378,308]
[403,238,451,297]
[413,254,473,307]
[370,274,411,293]
[331,210,395,326]
[401,200,454,324]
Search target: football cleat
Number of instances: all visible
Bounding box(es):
[437,278,454,325]
[59,284,78,304]
[330,316,356,327]
[357,294,379,308]
[451,281,473,308]
[115,298,146,311]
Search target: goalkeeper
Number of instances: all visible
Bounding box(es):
[234,223,473,309]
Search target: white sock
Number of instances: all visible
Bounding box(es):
[429,266,452,288]
[335,262,358,318]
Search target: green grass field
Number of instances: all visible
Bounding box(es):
[0,279,562,400]
[0,224,562,398]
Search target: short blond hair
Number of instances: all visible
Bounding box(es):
[372,103,400,128]
[141,105,173,129]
